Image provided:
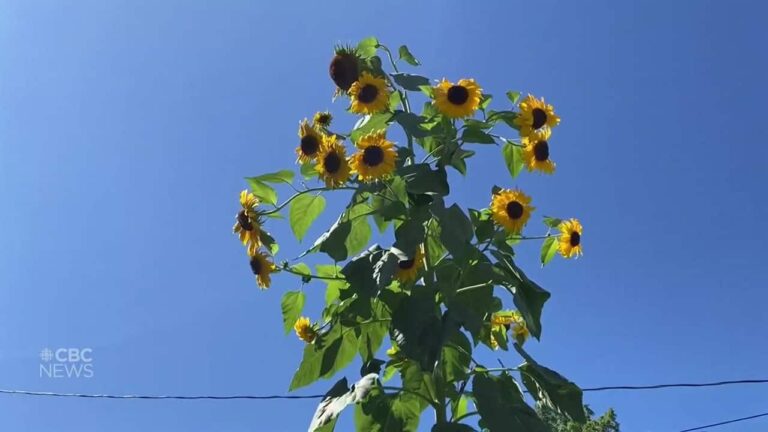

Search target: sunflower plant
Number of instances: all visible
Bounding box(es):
[234,37,585,431]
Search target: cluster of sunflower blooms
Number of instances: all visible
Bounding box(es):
[233,42,584,347]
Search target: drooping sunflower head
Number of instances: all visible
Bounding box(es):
[433,78,482,119]
[233,190,262,254]
[348,72,390,115]
[514,94,560,137]
[521,127,555,174]
[312,111,333,129]
[558,218,583,259]
[490,188,535,234]
[395,246,424,283]
[329,46,361,91]
[293,316,317,344]
[316,135,351,188]
[248,249,275,289]
[296,119,324,164]
[490,310,529,346]
[349,130,398,182]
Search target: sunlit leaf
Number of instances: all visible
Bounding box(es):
[281,291,305,335]
[502,141,524,178]
[245,178,278,205]
[290,194,326,242]
[398,45,420,66]
[540,236,559,266]
[357,37,379,59]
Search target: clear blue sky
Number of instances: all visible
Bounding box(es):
[1,1,767,431]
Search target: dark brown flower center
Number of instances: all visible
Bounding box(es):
[446,85,469,105]
[362,146,384,166]
[300,135,320,156]
[531,108,547,130]
[358,84,379,104]
[398,259,415,270]
[249,256,262,275]
[505,201,524,220]
[329,53,359,91]
[237,210,253,231]
[533,140,549,161]
[569,231,581,247]
[323,152,342,174]
[317,114,331,125]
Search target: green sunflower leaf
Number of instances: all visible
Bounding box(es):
[506,90,521,105]
[492,250,551,340]
[251,170,295,185]
[357,37,379,59]
[281,290,305,335]
[479,94,493,111]
[487,110,517,128]
[461,126,496,144]
[473,373,548,432]
[543,216,563,228]
[245,178,278,206]
[354,388,424,432]
[399,163,449,196]
[394,111,429,138]
[540,236,559,266]
[289,194,326,242]
[391,73,430,91]
[502,141,524,178]
[351,112,393,142]
[517,346,586,423]
[398,45,420,66]
[290,323,358,391]
[301,162,318,180]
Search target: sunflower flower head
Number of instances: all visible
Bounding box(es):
[233,190,262,254]
[293,316,317,344]
[316,135,352,188]
[395,246,424,284]
[329,45,361,92]
[248,249,275,289]
[350,130,398,182]
[296,119,324,164]
[514,94,560,137]
[490,188,535,234]
[312,111,333,129]
[491,310,529,346]
[521,127,555,174]
[433,78,483,119]
[558,218,583,259]
[348,72,390,115]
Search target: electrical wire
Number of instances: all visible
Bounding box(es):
[679,411,768,432]
[1,378,767,401]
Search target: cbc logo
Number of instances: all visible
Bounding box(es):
[39,347,94,378]
[54,348,93,363]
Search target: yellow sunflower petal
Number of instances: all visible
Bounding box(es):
[349,130,398,182]
[316,135,352,188]
[348,72,390,115]
[490,188,535,234]
[433,78,483,119]
[557,218,583,258]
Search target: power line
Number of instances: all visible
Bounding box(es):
[1,378,767,401]
[0,389,323,400]
[581,378,768,392]
[679,411,768,432]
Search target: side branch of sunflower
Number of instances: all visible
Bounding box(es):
[232,37,589,432]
